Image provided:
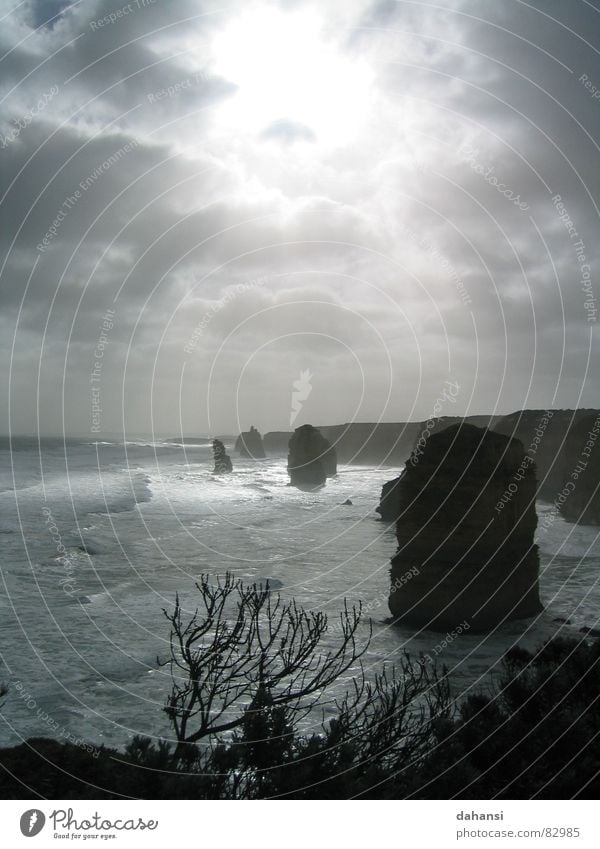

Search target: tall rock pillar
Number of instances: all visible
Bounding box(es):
[389,424,542,632]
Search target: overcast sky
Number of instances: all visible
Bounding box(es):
[1,0,599,436]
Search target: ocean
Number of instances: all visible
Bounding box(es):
[0,437,598,751]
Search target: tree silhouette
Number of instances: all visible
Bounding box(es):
[159,573,365,755]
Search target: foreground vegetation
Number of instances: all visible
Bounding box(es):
[1,576,599,799]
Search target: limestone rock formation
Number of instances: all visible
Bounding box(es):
[257,410,598,470]
[557,413,600,524]
[287,424,337,488]
[491,409,599,500]
[389,423,542,632]
[235,426,266,459]
[376,476,402,521]
[263,431,293,453]
[212,439,233,474]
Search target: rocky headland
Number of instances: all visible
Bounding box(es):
[388,423,542,632]
[491,409,598,501]
[376,476,403,522]
[375,409,600,524]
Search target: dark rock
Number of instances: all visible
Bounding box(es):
[342,499,353,506]
[556,413,600,525]
[235,426,266,459]
[271,409,600,472]
[388,423,542,632]
[317,416,498,466]
[76,542,101,555]
[491,409,599,501]
[263,431,293,453]
[376,476,402,521]
[553,617,572,624]
[287,424,337,488]
[212,439,233,474]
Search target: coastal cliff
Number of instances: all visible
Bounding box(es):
[388,423,542,632]
[263,431,292,453]
[376,476,402,522]
[557,412,600,524]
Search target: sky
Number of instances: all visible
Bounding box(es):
[1,0,599,436]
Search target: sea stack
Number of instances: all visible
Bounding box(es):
[288,424,337,488]
[388,423,542,632]
[212,439,233,473]
[235,426,266,459]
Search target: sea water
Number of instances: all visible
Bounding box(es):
[0,437,598,750]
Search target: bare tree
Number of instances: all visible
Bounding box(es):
[159,573,367,755]
[325,656,452,770]
[183,654,452,799]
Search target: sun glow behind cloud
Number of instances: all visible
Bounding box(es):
[2,0,599,434]
[211,7,375,147]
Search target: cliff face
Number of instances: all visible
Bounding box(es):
[491,409,598,500]
[317,422,421,466]
[212,439,233,474]
[312,411,599,478]
[557,413,600,524]
[288,424,337,488]
[389,423,542,632]
[263,431,293,453]
[318,416,499,466]
[376,476,402,522]
[235,426,266,459]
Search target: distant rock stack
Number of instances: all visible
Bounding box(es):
[288,424,337,488]
[557,412,600,525]
[388,423,542,632]
[212,439,233,474]
[235,426,266,459]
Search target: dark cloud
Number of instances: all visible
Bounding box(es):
[1,0,598,434]
[24,0,75,30]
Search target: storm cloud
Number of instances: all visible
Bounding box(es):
[1,0,598,435]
